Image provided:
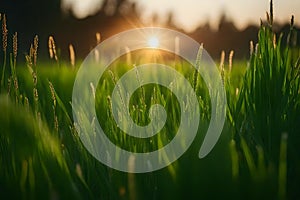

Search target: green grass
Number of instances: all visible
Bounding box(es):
[1,8,300,200]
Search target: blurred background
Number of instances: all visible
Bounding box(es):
[1,0,300,60]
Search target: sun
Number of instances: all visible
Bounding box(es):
[147,36,160,48]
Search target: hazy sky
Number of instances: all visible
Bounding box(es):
[62,0,300,31]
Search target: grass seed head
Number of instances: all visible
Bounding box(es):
[266,12,270,25]
[25,55,32,69]
[14,77,19,91]
[48,37,54,59]
[107,96,113,115]
[220,51,225,81]
[2,14,8,52]
[13,32,18,60]
[48,36,58,61]
[69,44,75,67]
[30,44,35,60]
[33,35,38,66]
[32,72,37,86]
[24,96,29,108]
[94,49,99,63]
[54,115,59,132]
[96,32,101,44]
[33,88,39,101]
[49,81,57,107]
[220,50,225,71]
[250,41,254,56]
[229,50,234,72]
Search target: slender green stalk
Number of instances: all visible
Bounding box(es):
[192,43,203,91]
[241,137,256,178]
[1,51,7,90]
[278,133,288,200]
[1,14,8,91]
[229,139,239,180]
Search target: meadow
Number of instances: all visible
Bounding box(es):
[0,7,300,200]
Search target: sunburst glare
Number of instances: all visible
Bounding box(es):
[148,36,160,48]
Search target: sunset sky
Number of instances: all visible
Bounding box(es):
[62,0,300,32]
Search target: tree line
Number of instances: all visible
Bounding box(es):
[1,0,299,61]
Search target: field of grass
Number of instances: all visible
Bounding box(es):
[1,9,300,200]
